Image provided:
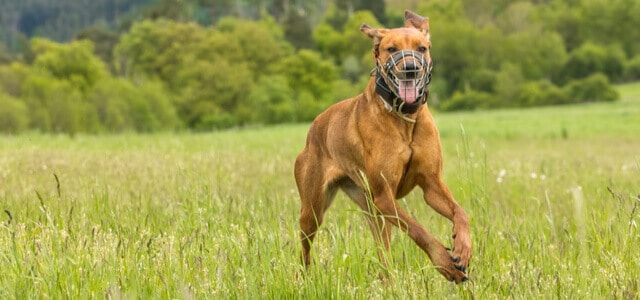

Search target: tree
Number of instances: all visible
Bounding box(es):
[242,75,296,124]
[278,50,337,101]
[563,73,619,103]
[502,30,567,81]
[314,9,382,72]
[283,9,314,49]
[31,38,107,93]
[74,26,120,66]
[114,20,208,84]
[560,43,625,84]
[0,91,28,134]
[88,77,181,132]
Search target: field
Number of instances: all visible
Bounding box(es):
[1,83,639,299]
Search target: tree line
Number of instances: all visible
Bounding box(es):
[1,0,639,134]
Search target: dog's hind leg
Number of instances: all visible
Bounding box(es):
[295,155,339,267]
[341,180,392,270]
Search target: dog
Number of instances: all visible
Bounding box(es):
[294,10,471,283]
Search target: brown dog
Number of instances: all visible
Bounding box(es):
[294,10,471,283]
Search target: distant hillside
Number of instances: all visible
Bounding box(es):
[0,0,158,51]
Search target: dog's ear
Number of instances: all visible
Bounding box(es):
[404,10,430,39]
[361,24,388,51]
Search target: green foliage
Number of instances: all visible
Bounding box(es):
[467,69,497,93]
[278,50,338,102]
[503,30,567,80]
[515,80,569,107]
[560,43,626,84]
[544,0,640,56]
[174,58,253,129]
[563,73,619,103]
[74,26,120,66]
[314,10,382,64]
[283,10,314,49]
[493,63,525,108]
[215,17,293,79]
[0,62,30,98]
[441,89,494,111]
[428,18,501,96]
[623,55,640,82]
[0,91,28,134]
[0,43,13,64]
[89,78,180,132]
[21,71,90,134]
[115,17,293,129]
[243,76,296,124]
[31,38,107,93]
[115,20,208,83]
[2,0,640,133]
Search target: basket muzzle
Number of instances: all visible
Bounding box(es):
[382,50,431,104]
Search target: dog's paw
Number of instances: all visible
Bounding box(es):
[451,231,472,273]
[432,244,469,284]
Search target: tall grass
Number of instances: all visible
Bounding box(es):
[1,84,639,298]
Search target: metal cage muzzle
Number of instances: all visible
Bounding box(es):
[380,50,432,104]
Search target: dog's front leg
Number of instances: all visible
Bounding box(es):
[367,176,469,283]
[420,176,472,275]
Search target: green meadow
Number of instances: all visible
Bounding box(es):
[1,83,639,299]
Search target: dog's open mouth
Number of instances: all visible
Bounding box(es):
[381,50,431,105]
[397,79,419,104]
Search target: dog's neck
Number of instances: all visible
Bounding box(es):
[363,78,423,133]
[375,71,425,116]
[368,73,426,124]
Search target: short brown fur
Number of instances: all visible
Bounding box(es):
[294,10,471,283]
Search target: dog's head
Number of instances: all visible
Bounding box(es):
[361,10,432,109]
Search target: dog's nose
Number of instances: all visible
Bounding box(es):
[401,62,421,79]
[403,62,419,71]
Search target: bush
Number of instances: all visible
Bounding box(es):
[560,43,625,84]
[21,73,90,134]
[0,62,30,98]
[277,50,338,101]
[0,92,29,134]
[89,78,180,132]
[131,80,180,132]
[563,73,619,103]
[196,112,237,130]
[243,75,296,125]
[468,69,497,93]
[516,80,569,107]
[623,56,640,81]
[294,91,325,122]
[440,90,494,111]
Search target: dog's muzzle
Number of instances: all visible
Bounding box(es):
[376,50,432,114]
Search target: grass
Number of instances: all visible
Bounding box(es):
[1,83,639,298]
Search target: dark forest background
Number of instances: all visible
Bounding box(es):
[1,0,639,134]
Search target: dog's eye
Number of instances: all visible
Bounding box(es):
[418,46,428,52]
[386,47,397,53]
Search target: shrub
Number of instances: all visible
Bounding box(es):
[0,92,29,134]
[560,43,625,84]
[468,69,497,93]
[244,75,296,125]
[516,80,569,107]
[563,73,619,103]
[89,78,181,132]
[294,91,325,122]
[21,73,90,134]
[196,112,237,130]
[440,90,494,111]
[623,56,640,81]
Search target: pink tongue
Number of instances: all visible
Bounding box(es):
[398,80,418,103]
